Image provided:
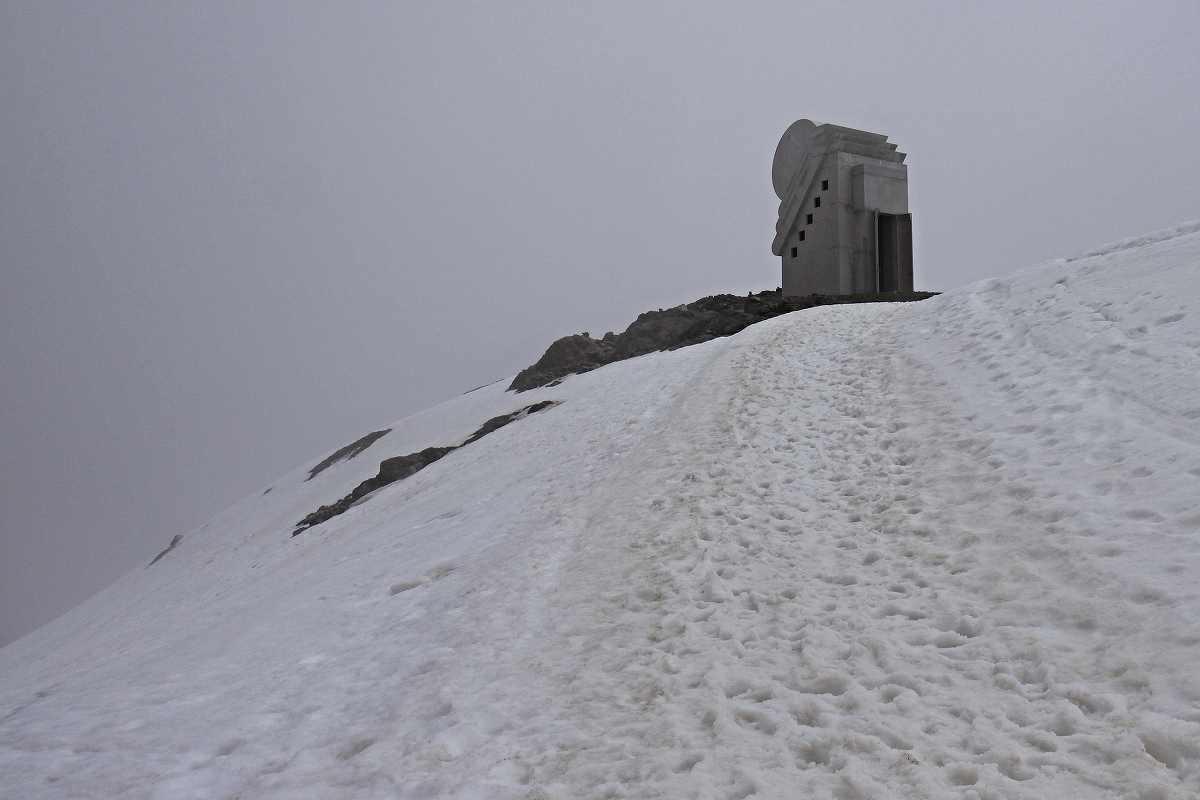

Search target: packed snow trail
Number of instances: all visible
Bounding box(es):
[428,271,1198,799]
[2,223,1199,799]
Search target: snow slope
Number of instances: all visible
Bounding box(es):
[3,222,1200,799]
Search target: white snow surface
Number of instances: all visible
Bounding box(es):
[4,222,1200,799]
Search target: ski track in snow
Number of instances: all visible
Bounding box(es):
[3,223,1200,799]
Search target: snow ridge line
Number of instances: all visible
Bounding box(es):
[1065,219,1200,263]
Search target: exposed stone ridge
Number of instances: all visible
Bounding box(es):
[306,428,393,481]
[292,401,557,536]
[147,534,183,567]
[509,290,938,392]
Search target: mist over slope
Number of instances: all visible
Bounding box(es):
[3,222,1200,799]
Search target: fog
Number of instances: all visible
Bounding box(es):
[2,1,1198,646]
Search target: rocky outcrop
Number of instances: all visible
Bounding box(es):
[306,428,392,481]
[293,401,557,536]
[148,534,183,567]
[509,290,937,392]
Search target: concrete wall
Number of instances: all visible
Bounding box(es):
[781,164,841,296]
[780,152,910,296]
[852,161,909,214]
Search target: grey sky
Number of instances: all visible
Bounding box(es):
[2,1,1198,646]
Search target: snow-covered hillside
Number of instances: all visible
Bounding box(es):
[3,222,1200,799]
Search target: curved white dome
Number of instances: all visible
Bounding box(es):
[771,119,818,199]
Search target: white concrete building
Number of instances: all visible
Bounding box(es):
[772,120,913,296]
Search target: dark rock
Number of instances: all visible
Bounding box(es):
[306,428,393,481]
[509,290,938,392]
[148,534,183,567]
[462,400,557,446]
[509,334,615,393]
[293,401,559,536]
[294,445,457,535]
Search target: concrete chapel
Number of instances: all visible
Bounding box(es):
[772,120,913,296]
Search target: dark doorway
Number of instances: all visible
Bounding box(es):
[878,214,897,291]
[876,213,914,292]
